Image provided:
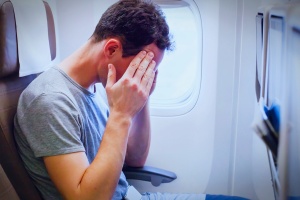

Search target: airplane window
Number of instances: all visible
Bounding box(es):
[150,1,202,116]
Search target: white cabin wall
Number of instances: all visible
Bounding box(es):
[204,0,275,199]
[228,0,272,199]
[204,0,239,195]
[51,0,119,61]
[56,0,94,60]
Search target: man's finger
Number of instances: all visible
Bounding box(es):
[146,71,156,94]
[141,60,156,88]
[124,51,147,78]
[133,52,154,81]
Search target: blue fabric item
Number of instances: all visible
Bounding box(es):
[141,192,249,200]
[288,197,300,200]
[206,194,250,200]
[141,192,206,200]
[264,101,280,133]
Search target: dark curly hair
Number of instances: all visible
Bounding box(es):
[91,0,173,57]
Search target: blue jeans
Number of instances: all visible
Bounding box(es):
[141,192,250,200]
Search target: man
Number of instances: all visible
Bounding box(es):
[14,0,171,199]
[14,0,249,199]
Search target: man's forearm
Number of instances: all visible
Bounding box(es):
[125,102,151,167]
[77,111,132,199]
[44,111,132,200]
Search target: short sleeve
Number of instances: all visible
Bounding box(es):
[17,92,85,157]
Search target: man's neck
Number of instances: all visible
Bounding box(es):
[58,40,102,90]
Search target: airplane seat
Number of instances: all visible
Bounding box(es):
[0,0,56,199]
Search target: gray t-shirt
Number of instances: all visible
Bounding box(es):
[14,66,128,200]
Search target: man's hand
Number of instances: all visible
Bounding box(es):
[105,51,156,118]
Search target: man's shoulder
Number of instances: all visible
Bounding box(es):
[27,67,66,92]
[18,67,76,111]
[26,67,71,94]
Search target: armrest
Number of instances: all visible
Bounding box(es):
[122,165,177,187]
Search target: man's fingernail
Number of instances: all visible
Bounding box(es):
[148,52,154,57]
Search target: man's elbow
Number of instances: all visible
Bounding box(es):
[125,156,147,167]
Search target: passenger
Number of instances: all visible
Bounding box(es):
[14,0,248,199]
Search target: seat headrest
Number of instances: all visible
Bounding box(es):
[0,1,18,78]
[0,0,56,79]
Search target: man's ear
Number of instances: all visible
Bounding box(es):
[104,39,122,58]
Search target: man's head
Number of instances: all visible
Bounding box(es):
[91,0,172,57]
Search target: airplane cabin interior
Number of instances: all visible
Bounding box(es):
[0,0,299,199]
